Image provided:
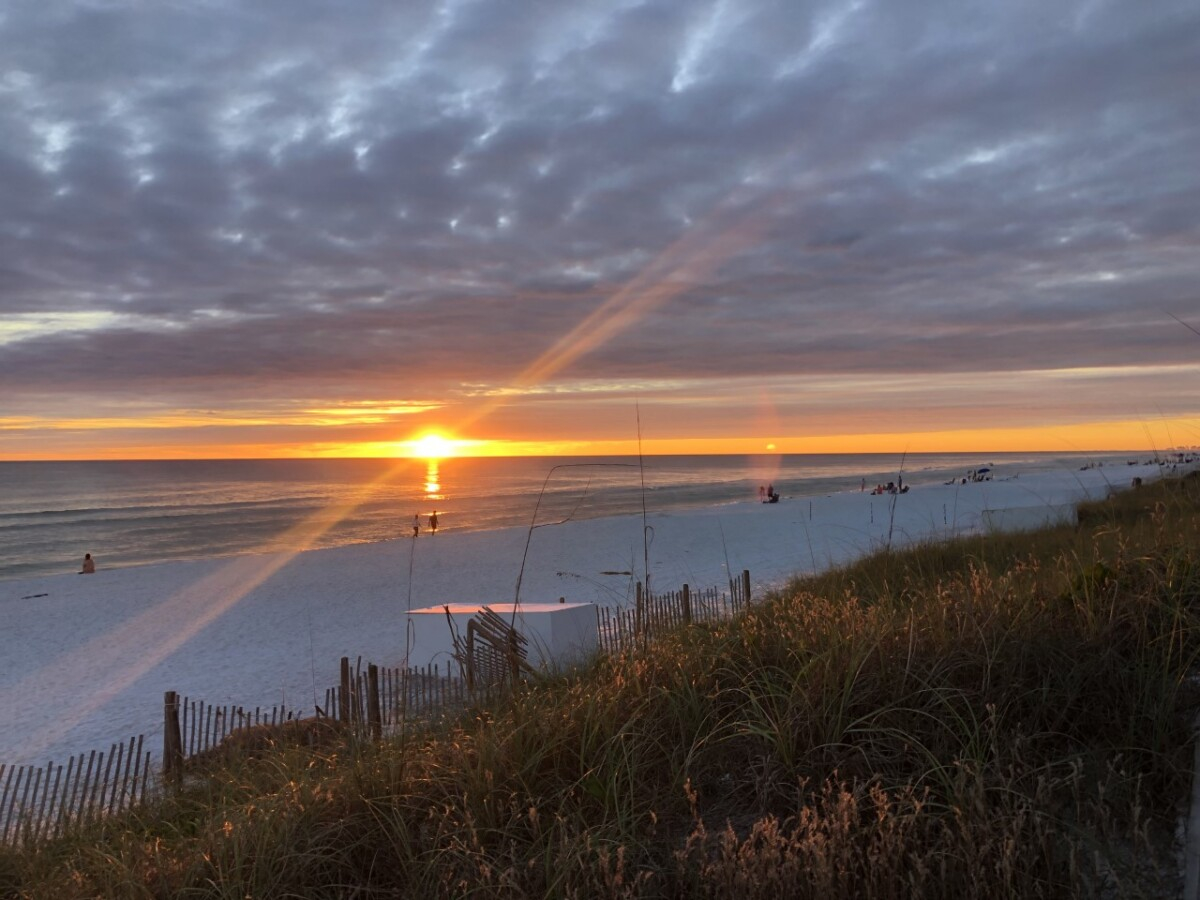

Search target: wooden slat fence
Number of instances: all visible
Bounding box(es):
[163,659,501,778]
[177,695,301,762]
[455,606,534,690]
[0,735,151,847]
[596,569,754,654]
[324,660,501,737]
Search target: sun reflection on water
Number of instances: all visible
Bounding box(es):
[424,459,442,499]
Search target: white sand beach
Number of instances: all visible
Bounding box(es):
[0,461,1171,766]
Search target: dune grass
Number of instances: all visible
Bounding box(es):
[4,474,1200,898]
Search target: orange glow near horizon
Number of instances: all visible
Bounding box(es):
[3,415,1196,461]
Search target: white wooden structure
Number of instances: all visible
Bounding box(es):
[404,601,597,672]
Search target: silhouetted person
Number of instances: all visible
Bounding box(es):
[80,553,95,574]
[429,510,438,533]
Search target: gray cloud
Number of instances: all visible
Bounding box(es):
[1,0,1198,448]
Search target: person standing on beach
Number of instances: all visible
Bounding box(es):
[79,553,95,574]
[412,515,420,538]
[429,510,438,533]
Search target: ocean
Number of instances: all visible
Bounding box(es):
[0,451,1145,581]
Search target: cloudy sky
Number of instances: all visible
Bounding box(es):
[1,0,1198,459]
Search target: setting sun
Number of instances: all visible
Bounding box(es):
[407,432,458,459]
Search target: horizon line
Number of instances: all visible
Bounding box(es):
[2,448,1193,465]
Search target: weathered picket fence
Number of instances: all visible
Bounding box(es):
[0,736,152,847]
[160,660,493,776]
[324,659,487,740]
[161,691,304,775]
[596,569,753,654]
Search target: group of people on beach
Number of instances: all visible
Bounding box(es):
[758,484,779,503]
[861,476,907,495]
[945,468,993,485]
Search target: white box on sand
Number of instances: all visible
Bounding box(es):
[405,601,598,672]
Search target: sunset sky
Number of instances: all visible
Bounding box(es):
[2,1,1198,460]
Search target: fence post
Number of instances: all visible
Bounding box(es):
[682,584,692,624]
[635,581,644,636]
[163,692,183,783]
[508,630,521,687]
[742,570,751,607]
[367,664,382,742]
[339,657,351,723]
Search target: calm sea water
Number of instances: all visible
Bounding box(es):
[0,452,1143,581]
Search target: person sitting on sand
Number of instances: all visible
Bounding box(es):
[80,553,95,574]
